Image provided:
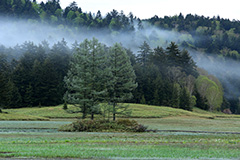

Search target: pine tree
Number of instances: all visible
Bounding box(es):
[179,49,198,77]
[107,43,137,121]
[166,42,181,66]
[137,41,152,66]
[64,38,107,119]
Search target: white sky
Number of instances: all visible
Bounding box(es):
[37,0,239,20]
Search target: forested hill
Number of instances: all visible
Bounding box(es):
[1,0,240,59]
[0,0,240,114]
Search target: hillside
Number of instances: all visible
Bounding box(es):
[1,104,240,121]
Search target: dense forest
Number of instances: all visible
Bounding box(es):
[0,0,240,113]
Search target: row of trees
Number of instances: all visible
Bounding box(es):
[0,0,140,32]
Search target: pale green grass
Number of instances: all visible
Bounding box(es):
[129,104,215,119]
[136,117,240,132]
[4,105,81,119]
[3,103,240,121]
[0,121,71,129]
[0,112,48,121]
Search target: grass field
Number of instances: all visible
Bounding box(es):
[0,131,240,159]
[1,104,240,159]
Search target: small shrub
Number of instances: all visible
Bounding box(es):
[59,119,147,132]
[63,102,68,110]
[133,124,148,132]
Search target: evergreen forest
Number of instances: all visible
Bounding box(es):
[1,0,240,114]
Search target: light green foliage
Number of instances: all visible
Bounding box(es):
[195,75,223,111]
[55,9,62,17]
[67,11,75,20]
[73,16,85,25]
[196,26,209,35]
[50,15,58,23]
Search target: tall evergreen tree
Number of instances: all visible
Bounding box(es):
[166,42,181,66]
[64,38,107,119]
[107,43,137,121]
[137,41,152,66]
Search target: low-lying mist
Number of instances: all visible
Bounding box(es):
[1,17,240,99]
[0,17,193,49]
[191,51,240,99]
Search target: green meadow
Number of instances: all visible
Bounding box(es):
[1,104,240,159]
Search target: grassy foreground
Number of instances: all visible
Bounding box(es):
[1,104,240,159]
[0,132,240,159]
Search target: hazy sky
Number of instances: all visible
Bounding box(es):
[37,0,239,20]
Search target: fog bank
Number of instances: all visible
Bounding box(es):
[1,17,240,99]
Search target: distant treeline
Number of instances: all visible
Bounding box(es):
[1,0,240,60]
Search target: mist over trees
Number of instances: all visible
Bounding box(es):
[1,0,240,113]
[0,39,214,113]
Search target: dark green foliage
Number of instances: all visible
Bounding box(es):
[137,41,152,66]
[2,41,71,108]
[64,38,108,119]
[107,43,137,120]
[133,42,196,110]
[195,91,209,110]
[59,119,147,132]
[0,54,10,108]
[179,87,192,111]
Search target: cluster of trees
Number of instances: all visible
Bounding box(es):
[0,39,224,114]
[131,42,223,111]
[148,14,240,60]
[64,39,137,120]
[0,40,71,108]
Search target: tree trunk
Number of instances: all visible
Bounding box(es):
[91,113,94,120]
[82,103,87,119]
[113,102,116,121]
